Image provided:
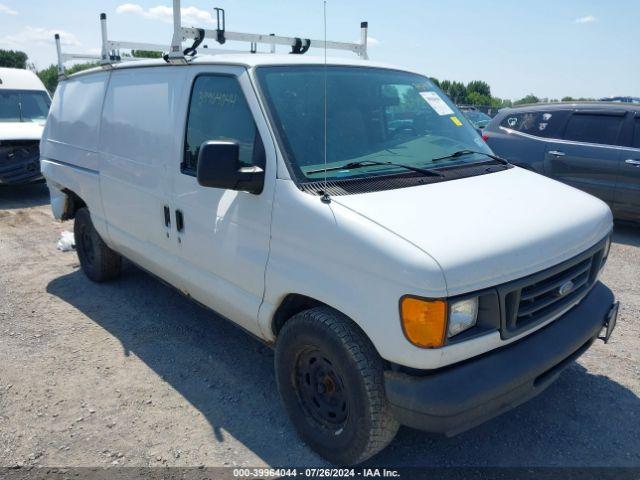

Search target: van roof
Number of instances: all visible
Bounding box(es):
[0,67,48,91]
[65,54,422,79]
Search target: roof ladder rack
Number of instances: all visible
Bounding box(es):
[55,0,369,75]
[54,34,101,78]
[167,0,369,62]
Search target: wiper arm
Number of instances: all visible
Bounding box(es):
[306,160,444,177]
[431,149,510,165]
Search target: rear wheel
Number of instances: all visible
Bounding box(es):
[74,207,122,282]
[275,307,399,465]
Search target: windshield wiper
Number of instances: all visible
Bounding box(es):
[306,160,444,177]
[431,149,510,165]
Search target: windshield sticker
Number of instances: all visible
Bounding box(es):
[507,117,518,127]
[542,113,552,121]
[450,116,463,126]
[419,91,454,116]
[539,122,548,131]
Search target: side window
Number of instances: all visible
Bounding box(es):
[563,113,623,146]
[633,119,640,149]
[183,75,263,174]
[500,111,564,138]
[501,112,540,134]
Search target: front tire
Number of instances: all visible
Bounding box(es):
[74,207,122,282]
[275,307,399,465]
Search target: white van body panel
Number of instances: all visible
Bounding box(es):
[0,122,44,141]
[333,167,613,295]
[0,67,47,91]
[40,71,108,235]
[259,178,447,352]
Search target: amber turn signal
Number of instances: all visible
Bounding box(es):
[400,297,448,348]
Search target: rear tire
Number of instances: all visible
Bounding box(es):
[74,207,122,282]
[275,307,399,465]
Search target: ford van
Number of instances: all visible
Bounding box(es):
[41,55,619,464]
[0,67,51,185]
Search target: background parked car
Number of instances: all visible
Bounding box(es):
[460,108,492,130]
[484,103,640,222]
[0,67,51,185]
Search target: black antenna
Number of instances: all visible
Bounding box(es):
[321,0,331,204]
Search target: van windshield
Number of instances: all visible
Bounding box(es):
[0,89,51,123]
[256,66,492,181]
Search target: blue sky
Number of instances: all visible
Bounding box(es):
[0,0,637,100]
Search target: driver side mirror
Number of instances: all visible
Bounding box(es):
[196,141,264,194]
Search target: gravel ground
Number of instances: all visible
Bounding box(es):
[0,183,639,469]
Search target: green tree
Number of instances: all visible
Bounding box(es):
[448,81,467,104]
[466,91,492,106]
[131,49,163,59]
[0,49,28,69]
[514,94,540,106]
[37,62,99,94]
[37,65,59,93]
[466,80,491,98]
[439,79,452,96]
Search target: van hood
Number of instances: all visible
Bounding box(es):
[332,167,612,295]
[0,122,45,141]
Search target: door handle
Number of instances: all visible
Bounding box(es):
[163,205,171,227]
[625,159,640,167]
[175,209,184,232]
[548,150,566,157]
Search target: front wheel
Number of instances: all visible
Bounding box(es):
[275,307,399,465]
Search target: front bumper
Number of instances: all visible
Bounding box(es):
[384,281,616,436]
[0,142,42,185]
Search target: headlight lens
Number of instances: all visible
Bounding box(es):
[400,297,447,348]
[448,297,479,337]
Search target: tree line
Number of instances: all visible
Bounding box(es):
[1,47,592,106]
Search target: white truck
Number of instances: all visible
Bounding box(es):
[0,67,51,185]
[41,8,619,465]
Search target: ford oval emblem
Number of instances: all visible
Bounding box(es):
[558,280,575,297]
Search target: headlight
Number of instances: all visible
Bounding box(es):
[448,297,479,337]
[400,297,447,348]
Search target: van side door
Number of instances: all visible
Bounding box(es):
[614,113,640,221]
[544,110,625,205]
[170,67,275,337]
[99,67,187,287]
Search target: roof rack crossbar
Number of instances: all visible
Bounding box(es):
[55,0,369,75]
[179,27,367,57]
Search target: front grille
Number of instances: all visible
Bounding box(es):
[499,238,607,338]
[0,140,41,184]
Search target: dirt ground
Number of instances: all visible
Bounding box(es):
[1,183,639,468]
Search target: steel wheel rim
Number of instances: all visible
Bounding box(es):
[294,348,349,429]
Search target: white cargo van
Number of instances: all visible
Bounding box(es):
[41,55,617,463]
[0,67,51,185]
[41,53,619,464]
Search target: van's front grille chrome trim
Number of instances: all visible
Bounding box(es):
[497,238,608,339]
